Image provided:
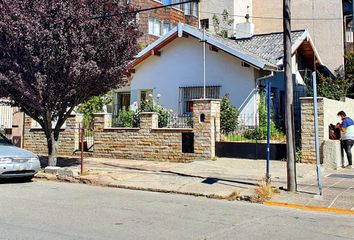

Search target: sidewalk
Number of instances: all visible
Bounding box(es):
[36,157,354,211]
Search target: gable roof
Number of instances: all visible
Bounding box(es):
[234,30,307,66]
[132,23,322,71]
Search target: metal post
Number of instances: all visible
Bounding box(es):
[266,81,271,181]
[312,72,323,195]
[203,27,206,99]
[81,127,84,176]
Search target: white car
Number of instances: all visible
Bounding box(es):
[0,133,41,181]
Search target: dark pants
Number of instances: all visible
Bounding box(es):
[341,139,354,166]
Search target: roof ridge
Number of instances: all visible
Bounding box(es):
[251,29,306,37]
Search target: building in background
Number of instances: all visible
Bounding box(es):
[252,0,348,72]
[198,0,252,36]
[130,0,199,45]
[343,0,353,54]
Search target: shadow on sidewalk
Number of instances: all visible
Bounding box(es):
[39,156,80,168]
[101,162,259,187]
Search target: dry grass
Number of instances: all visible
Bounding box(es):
[252,179,274,203]
[209,191,239,201]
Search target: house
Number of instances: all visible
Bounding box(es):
[129,0,199,45]
[114,23,327,128]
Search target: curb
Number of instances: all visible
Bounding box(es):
[264,201,354,215]
[34,174,252,201]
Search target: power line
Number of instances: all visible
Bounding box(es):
[92,0,199,19]
[199,9,343,21]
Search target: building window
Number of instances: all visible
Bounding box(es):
[184,3,191,15]
[140,89,153,104]
[172,0,181,10]
[163,0,171,4]
[191,1,198,17]
[162,22,172,35]
[200,19,209,29]
[179,86,221,114]
[114,92,131,112]
[148,18,162,36]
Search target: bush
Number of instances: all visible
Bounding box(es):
[139,94,173,128]
[243,90,284,140]
[113,109,139,128]
[220,95,239,134]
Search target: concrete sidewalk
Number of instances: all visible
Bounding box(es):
[36,157,354,210]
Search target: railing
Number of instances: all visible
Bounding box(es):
[163,113,193,128]
[222,113,286,143]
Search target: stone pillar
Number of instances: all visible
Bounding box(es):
[301,97,325,164]
[193,99,221,159]
[140,112,159,130]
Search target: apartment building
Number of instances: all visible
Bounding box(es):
[130,0,199,45]
[252,0,350,71]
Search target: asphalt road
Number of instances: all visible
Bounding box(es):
[1,180,354,240]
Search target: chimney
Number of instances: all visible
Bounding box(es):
[235,6,255,39]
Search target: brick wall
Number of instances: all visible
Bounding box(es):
[132,0,199,45]
[301,97,354,164]
[23,99,221,162]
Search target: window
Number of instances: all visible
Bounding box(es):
[172,0,181,10]
[140,89,153,104]
[184,3,191,15]
[148,18,162,36]
[162,22,172,35]
[200,19,209,29]
[163,0,171,4]
[117,92,131,111]
[191,1,198,17]
[179,86,221,114]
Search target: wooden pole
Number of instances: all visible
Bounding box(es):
[283,0,296,192]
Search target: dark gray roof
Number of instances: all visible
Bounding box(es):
[203,30,278,69]
[233,30,306,66]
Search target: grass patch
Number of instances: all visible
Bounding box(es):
[209,191,239,201]
[252,179,274,203]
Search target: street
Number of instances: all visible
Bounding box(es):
[0,181,354,240]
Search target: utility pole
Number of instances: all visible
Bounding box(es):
[283,0,296,192]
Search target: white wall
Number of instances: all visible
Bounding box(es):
[199,0,252,35]
[131,36,258,116]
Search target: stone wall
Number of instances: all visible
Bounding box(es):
[301,97,354,164]
[23,115,81,156]
[23,99,220,162]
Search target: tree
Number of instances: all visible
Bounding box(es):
[220,95,238,134]
[212,10,234,38]
[0,0,140,166]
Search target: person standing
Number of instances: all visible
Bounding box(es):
[337,111,354,168]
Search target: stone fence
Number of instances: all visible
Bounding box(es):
[23,99,221,162]
[301,97,354,167]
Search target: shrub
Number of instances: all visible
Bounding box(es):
[252,179,274,203]
[113,109,139,128]
[220,95,239,134]
[243,90,284,140]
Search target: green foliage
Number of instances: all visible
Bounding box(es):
[243,90,285,140]
[212,9,234,38]
[113,109,139,128]
[115,94,173,128]
[345,52,354,82]
[77,92,112,127]
[307,72,352,100]
[220,95,239,134]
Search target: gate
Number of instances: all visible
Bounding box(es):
[216,113,287,160]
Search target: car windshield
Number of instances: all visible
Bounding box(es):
[0,133,11,145]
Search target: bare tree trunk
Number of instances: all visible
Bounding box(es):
[47,132,58,166]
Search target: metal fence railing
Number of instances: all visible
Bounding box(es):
[163,113,193,128]
[222,113,286,143]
